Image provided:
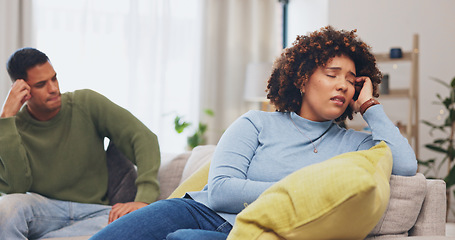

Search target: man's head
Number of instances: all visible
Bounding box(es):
[6,48,61,121]
[7,47,50,82]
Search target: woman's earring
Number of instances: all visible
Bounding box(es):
[300,82,306,96]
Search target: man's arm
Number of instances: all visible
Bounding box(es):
[79,90,160,220]
[1,80,31,118]
[0,80,33,193]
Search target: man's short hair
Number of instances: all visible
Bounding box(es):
[6,48,49,82]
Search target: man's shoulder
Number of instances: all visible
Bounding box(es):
[68,89,110,104]
[72,89,103,98]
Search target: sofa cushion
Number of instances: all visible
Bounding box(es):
[179,145,216,184]
[366,173,427,239]
[227,142,393,240]
[106,143,137,205]
[168,161,211,199]
[168,145,215,199]
[157,151,192,200]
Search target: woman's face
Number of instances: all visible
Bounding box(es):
[300,55,356,122]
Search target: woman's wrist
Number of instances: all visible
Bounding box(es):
[360,98,380,115]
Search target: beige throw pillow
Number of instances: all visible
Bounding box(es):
[157,152,192,200]
[366,173,427,238]
[179,145,216,184]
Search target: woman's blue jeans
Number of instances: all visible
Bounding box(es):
[90,198,233,240]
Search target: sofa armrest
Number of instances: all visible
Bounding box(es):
[408,179,446,236]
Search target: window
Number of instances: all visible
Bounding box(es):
[33,0,203,153]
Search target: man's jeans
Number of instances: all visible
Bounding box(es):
[90,198,233,240]
[0,192,111,240]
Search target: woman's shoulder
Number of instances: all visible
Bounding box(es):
[243,110,286,118]
[241,110,288,123]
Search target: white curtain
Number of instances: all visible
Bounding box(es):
[32,0,203,153]
[3,0,282,151]
[0,0,34,110]
[200,0,282,144]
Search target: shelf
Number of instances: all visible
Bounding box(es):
[378,89,410,99]
[352,34,419,157]
[375,51,414,62]
[375,34,419,157]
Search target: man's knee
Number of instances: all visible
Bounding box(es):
[0,193,43,217]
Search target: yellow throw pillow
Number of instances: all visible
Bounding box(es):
[167,160,211,199]
[227,141,393,240]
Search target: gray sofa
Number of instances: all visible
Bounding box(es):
[47,145,448,239]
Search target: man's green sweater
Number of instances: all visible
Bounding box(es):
[0,89,160,205]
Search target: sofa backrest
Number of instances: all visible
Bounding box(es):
[366,173,446,238]
[409,178,446,236]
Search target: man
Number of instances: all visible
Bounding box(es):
[0,48,160,239]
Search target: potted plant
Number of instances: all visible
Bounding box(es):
[419,76,455,219]
[173,109,214,150]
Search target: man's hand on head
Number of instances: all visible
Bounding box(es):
[108,201,149,224]
[1,80,31,118]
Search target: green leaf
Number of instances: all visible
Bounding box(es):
[425,144,448,153]
[198,123,208,134]
[174,116,191,134]
[448,145,455,160]
[443,98,453,109]
[424,118,447,132]
[436,94,443,102]
[431,77,451,88]
[417,158,435,167]
[433,138,448,144]
[421,120,443,130]
[420,120,434,127]
[445,117,453,127]
[436,155,449,171]
[444,166,455,189]
[450,109,455,122]
[451,76,455,88]
[204,109,215,117]
[187,132,206,149]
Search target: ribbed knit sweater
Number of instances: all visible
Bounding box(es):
[0,89,160,205]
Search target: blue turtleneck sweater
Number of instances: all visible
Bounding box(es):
[188,105,417,225]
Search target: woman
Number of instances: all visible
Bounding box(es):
[90,26,417,240]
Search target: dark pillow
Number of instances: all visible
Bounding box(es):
[105,142,138,205]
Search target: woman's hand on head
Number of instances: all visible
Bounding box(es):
[350,76,374,113]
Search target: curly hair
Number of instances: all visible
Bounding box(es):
[267,26,382,122]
